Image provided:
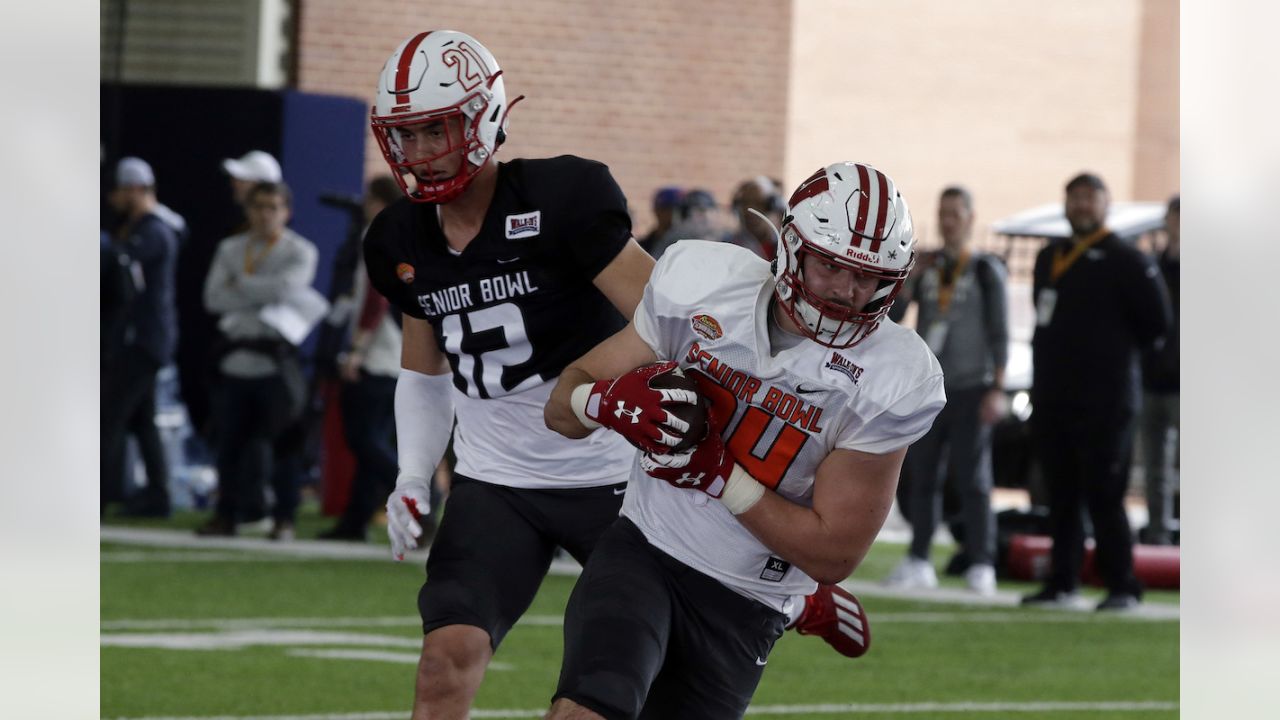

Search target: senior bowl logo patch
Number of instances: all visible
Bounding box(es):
[396,262,416,284]
[825,352,864,385]
[690,313,723,341]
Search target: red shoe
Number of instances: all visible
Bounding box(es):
[792,583,870,658]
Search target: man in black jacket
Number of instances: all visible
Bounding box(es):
[1023,172,1173,611]
[1139,195,1180,545]
[102,158,180,517]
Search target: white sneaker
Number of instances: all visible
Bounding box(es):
[883,557,938,589]
[964,563,997,596]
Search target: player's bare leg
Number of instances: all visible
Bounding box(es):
[411,625,492,720]
[545,697,606,720]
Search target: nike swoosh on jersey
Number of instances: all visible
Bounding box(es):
[496,257,521,264]
[754,656,768,666]
[795,385,823,395]
[613,487,627,495]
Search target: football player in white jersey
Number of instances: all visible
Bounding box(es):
[544,162,946,719]
[363,31,656,720]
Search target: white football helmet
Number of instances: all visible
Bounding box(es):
[370,31,522,203]
[773,162,916,348]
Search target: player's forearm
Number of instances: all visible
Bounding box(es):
[735,490,876,585]
[544,366,597,439]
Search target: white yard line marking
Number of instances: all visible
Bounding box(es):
[285,649,426,665]
[102,551,318,563]
[100,629,421,651]
[106,700,1179,719]
[102,609,1168,634]
[101,527,1178,620]
[283,649,515,671]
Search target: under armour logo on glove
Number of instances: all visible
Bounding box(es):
[585,361,700,454]
[641,425,735,498]
[675,472,706,486]
[614,402,642,424]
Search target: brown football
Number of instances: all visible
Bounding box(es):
[649,370,708,454]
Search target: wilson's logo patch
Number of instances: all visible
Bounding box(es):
[690,314,723,341]
[825,352,864,385]
[505,210,541,239]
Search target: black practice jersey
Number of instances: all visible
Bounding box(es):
[364,156,631,399]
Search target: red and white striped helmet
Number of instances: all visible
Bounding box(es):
[370,31,520,203]
[773,162,917,348]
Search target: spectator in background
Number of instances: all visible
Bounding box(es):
[175,150,284,451]
[651,188,723,258]
[638,186,682,256]
[724,175,787,261]
[883,186,1007,596]
[223,150,284,208]
[1022,172,1172,611]
[1139,195,1180,545]
[197,181,318,539]
[101,157,181,518]
[318,176,408,542]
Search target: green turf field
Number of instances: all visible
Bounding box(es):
[101,509,1179,719]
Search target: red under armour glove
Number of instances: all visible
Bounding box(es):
[584,361,700,455]
[640,424,736,498]
[792,583,871,658]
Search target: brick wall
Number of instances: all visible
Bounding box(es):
[786,0,1177,246]
[1133,0,1179,202]
[296,0,792,235]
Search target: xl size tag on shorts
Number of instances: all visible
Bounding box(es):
[760,556,791,582]
[1036,288,1058,327]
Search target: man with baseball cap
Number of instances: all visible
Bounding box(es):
[223,150,283,206]
[103,156,181,517]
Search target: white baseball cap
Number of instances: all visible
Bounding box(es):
[116,156,155,187]
[222,150,282,183]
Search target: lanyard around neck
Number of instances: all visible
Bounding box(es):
[937,250,971,314]
[1050,227,1108,284]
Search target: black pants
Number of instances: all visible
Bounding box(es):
[555,517,787,720]
[336,371,398,532]
[418,475,626,649]
[101,354,168,510]
[1032,402,1142,596]
[211,374,295,523]
[903,385,996,565]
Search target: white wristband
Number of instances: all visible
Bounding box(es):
[570,383,603,429]
[720,464,765,515]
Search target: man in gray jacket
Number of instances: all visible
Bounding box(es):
[197,181,318,538]
[885,186,1008,595]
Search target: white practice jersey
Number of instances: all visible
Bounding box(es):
[452,380,632,489]
[626,240,946,610]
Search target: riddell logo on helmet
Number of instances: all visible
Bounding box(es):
[845,248,879,264]
[396,263,416,283]
[825,352,864,385]
[690,314,723,340]
[391,104,413,113]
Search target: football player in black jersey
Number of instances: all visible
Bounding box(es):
[360,31,655,719]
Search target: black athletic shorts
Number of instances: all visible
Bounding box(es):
[553,517,788,720]
[417,474,626,649]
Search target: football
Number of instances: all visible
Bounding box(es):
[649,369,708,454]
